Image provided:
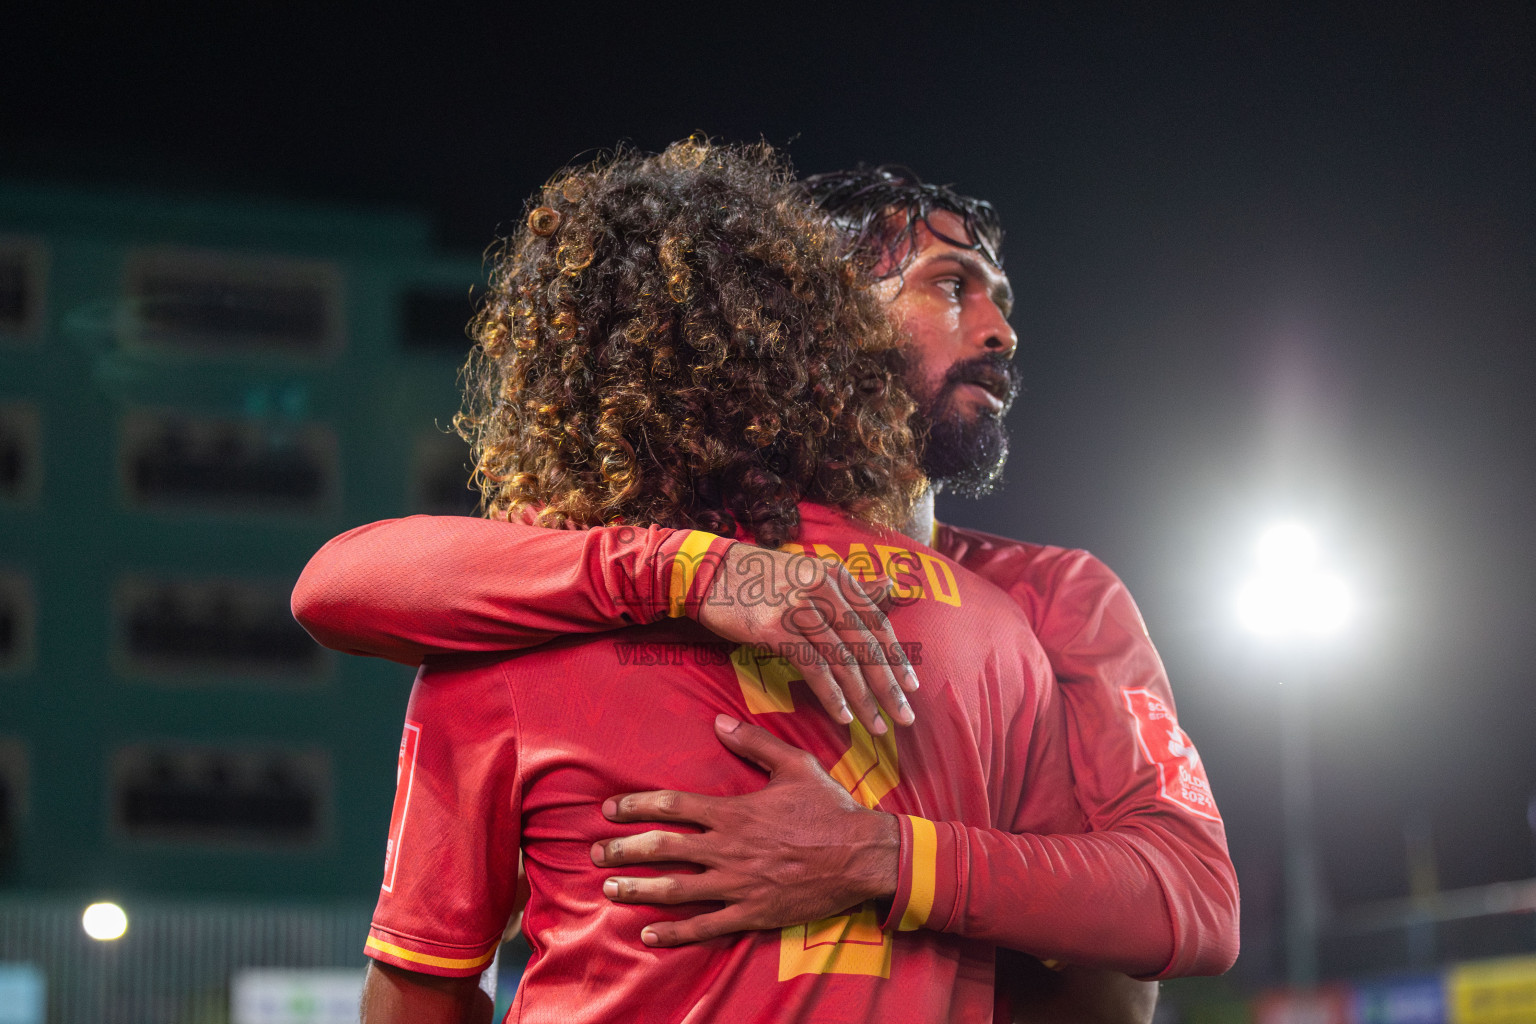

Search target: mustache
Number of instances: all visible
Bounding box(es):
[935,353,1019,407]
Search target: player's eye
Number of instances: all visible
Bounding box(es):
[937,277,963,299]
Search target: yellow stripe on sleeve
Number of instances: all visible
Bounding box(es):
[898,815,938,932]
[668,530,720,618]
[365,936,497,971]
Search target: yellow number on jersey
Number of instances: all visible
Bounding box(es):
[779,902,892,980]
[731,646,899,980]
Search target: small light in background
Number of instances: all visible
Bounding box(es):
[82,902,128,941]
[1237,522,1353,638]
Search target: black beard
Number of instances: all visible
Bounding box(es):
[910,353,1017,498]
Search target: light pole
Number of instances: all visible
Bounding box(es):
[1237,523,1352,989]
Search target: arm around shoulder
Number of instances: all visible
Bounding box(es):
[291,514,725,664]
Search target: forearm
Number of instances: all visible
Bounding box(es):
[995,548,1239,976]
[601,716,1176,973]
[292,515,729,664]
[1049,587,1241,974]
[1099,817,1239,977]
[1052,686,1240,976]
[360,961,492,1024]
[884,816,1177,978]
[863,813,1172,979]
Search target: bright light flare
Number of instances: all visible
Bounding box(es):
[1237,523,1353,638]
[82,902,128,941]
[1255,522,1318,572]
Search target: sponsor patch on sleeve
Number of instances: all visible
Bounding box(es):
[1123,688,1222,822]
[381,720,422,892]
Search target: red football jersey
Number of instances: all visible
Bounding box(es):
[297,507,1236,978]
[364,507,1171,1022]
[933,523,1239,978]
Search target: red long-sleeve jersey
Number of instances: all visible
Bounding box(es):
[294,509,1239,978]
[367,506,1173,1024]
[933,523,1239,979]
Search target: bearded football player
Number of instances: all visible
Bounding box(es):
[298,146,1238,1022]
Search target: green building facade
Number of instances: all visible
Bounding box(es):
[0,181,484,904]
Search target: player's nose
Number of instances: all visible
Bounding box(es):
[975,305,1017,360]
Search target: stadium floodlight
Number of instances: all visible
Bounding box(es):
[1235,520,1356,990]
[1236,522,1353,638]
[82,902,128,941]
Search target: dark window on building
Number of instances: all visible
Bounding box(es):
[401,287,474,354]
[0,404,38,501]
[0,742,23,870]
[126,251,340,356]
[0,241,44,340]
[0,599,13,667]
[0,576,31,673]
[0,252,33,332]
[117,578,325,680]
[0,773,13,864]
[113,746,327,847]
[0,430,19,496]
[121,413,336,513]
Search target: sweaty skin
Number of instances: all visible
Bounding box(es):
[877,212,1018,415]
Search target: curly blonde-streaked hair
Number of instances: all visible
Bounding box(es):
[456,138,925,548]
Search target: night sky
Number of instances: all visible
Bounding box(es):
[7,4,1534,980]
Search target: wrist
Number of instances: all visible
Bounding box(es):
[688,537,739,625]
[666,531,735,621]
[878,813,948,933]
[851,810,900,904]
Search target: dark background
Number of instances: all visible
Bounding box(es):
[6,2,1533,984]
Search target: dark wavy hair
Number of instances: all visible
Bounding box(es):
[803,165,1004,279]
[456,139,925,548]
